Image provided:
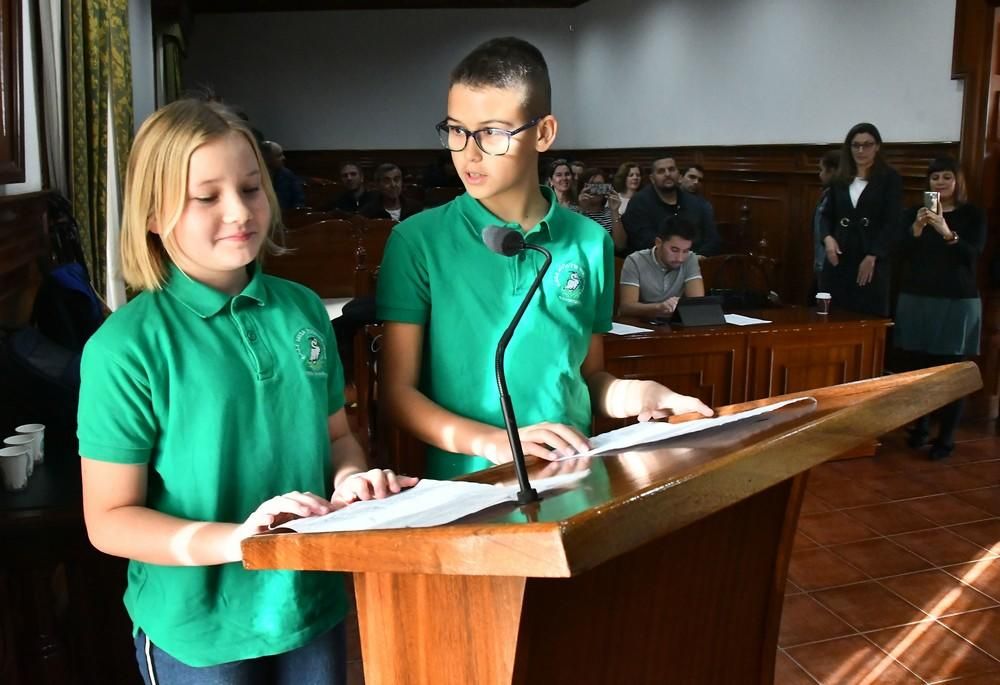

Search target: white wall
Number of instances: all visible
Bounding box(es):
[184,9,577,149]
[185,0,962,150]
[572,0,963,146]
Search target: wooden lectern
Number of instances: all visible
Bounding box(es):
[243,363,981,685]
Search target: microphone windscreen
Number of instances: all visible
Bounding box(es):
[481,225,526,257]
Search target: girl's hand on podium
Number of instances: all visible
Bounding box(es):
[634,381,714,422]
[331,468,419,507]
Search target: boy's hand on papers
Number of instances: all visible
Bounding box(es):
[481,423,592,463]
[634,381,714,422]
[331,468,420,508]
[230,491,337,559]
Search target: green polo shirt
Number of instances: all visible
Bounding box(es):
[377,186,615,479]
[77,263,347,667]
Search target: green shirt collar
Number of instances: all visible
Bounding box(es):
[455,185,561,241]
[163,262,267,318]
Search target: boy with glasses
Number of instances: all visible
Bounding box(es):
[377,37,711,479]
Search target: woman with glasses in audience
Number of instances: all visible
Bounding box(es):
[819,122,902,317]
[575,167,626,252]
[895,157,986,460]
[548,159,577,208]
[613,161,643,215]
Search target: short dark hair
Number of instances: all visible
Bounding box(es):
[683,164,704,176]
[580,167,606,185]
[374,163,401,183]
[449,37,551,117]
[651,154,676,173]
[927,156,967,204]
[656,214,696,243]
[820,150,840,171]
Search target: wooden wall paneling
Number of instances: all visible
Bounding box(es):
[0,192,50,328]
[0,0,24,184]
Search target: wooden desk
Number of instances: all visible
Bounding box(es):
[603,307,891,430]
[244,363,979,685]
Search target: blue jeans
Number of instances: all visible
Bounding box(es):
[134,622,346,685]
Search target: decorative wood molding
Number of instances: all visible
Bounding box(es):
[0,0,24,184]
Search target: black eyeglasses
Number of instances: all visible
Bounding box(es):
[435,116,543,156]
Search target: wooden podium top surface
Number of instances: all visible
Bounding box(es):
[242,363,980,578]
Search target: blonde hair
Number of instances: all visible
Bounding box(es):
[120,98,282,291]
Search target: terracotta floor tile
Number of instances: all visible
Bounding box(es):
[801,490,834,514]
[797,510,881,546]
[880,569,998,618]
[786,579,804,596]
[843,501,938,536]
[905,493,994,526]
[829,456,909,480]
[954,461,1000,487]
[812,581,927,632]
[810,479,889,508]
[773,650,816,685]
[779,593,855,647]
[867,621,1000,682]
[786,635,922,685]
[909,467,992,495]
[955,487,1000,517]
[828,538,933,579]
[951,421,998,444]
[788,547,869,591]
[795,531,819,550]
[930,674,1000,684]
[942,559,1000,602]
[868,472,943,500]
[940,607,1000,662]
[890,528,994,566]
[948,519,1000,555]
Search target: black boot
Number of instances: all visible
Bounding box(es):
[907,416,931,449]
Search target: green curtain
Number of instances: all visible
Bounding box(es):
[161,23,185,104]
[67,0,134,293]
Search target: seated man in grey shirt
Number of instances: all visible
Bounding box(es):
[619,216,705,318]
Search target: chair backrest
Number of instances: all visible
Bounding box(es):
[264,219,361,298]
[424,186,464,208]
[301,176,343,211]
[358,218,395,271]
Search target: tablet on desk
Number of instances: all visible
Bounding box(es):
[670,295,726,327]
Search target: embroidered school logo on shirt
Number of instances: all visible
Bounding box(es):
[554,263,585,304]
[294,328,326,374]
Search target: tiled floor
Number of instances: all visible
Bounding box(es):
[341,419,999,685]
[778,420,1000,685]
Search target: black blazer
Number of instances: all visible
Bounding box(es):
[819,166,903,260]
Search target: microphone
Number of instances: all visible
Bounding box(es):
[481,225,552,505]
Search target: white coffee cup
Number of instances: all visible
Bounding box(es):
[3,435,37,477]
[0,445,31,492]
[16,424,45,464]
[816,291,832,315]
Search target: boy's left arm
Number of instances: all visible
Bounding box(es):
[583,335,714,421]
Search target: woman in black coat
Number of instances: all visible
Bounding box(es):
[819,123,902,317]
[896,157,986,459]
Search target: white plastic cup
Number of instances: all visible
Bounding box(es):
[3,435,36,477]
[16,424,45,464]
[0,445,31,492]
[816,292,832,315]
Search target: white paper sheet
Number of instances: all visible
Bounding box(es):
[724,314,772,326]
[275,470,590,534]
[562,397,815,459]
[609,322,654,335]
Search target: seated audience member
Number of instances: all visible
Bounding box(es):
[360,163,422,222]
[548,158,577,208]
[423,152,463,188]
[261,140,305,210]
[618,216,705,318]
[680,163,718,230]
[622,155,721,256]
[613,160,643,214]
[335,162,379,212]
[812,151,840,284]
[570,159,586,191]
[575,168,626,253]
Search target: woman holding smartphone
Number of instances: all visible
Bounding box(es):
[819,122,902,317]
[575,168,626,252]
[895,157,986,460]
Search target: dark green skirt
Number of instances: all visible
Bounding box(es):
[894,294,981,356]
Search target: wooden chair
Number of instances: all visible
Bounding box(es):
[699,253,779,308]
[265,219,365,300]
[301,176,342,211]
[357,218,394,274]
[424,186,464,208]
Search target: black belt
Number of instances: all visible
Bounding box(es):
[840,216,870,228]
